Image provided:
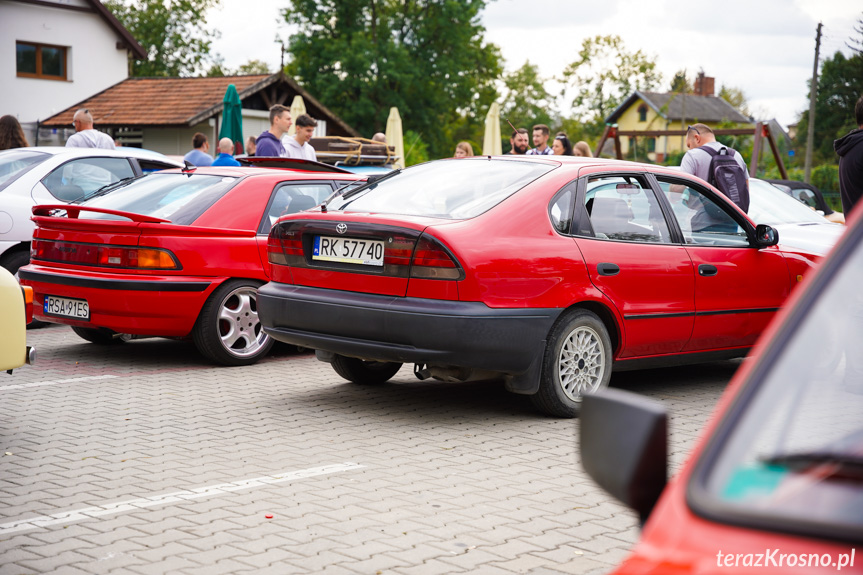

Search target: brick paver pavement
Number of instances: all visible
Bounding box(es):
[0,324,739,574]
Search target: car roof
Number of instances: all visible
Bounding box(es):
[458,154,691,180]
[16,146,182,164]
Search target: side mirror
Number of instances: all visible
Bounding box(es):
[754,224,779,248]
[580,389,667,524]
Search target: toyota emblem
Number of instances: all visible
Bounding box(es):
[336,223,347,234]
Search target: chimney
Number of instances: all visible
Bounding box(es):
[694,73,715,97]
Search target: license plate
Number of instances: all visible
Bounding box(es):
[313,236,385,266]
[44,295,90,320]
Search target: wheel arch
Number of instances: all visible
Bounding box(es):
[560,300,622,358]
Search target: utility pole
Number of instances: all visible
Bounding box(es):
[804,22,822,183]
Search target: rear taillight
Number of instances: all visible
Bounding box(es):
[410,235,461,280]
[21,285,33,324]
[31,240,179,270]
[268,227,301,265]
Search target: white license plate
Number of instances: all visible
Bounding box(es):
[44,295,90,320]
[312,236,385,266]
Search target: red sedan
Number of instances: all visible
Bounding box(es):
[19,164,361,365]
[257,156,824,417]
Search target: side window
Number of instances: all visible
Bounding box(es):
[261,182,336,232]
[137,159,179,174]
[549,182,576,234]
[42,158,135,202]
[583,175,670,243]
[657,177,748,247]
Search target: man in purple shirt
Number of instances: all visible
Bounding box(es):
[255,105,292,157]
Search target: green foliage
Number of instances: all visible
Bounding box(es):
[811,164,840,193]
[794,49,863,164]
[105,0,221,77]
[717,85,750,117]
[500,61,556,132]
[283,0,502,159]
[560,35,662,126]
[207,59,272,77]
[669,70,691,94]
[403,130,429,166]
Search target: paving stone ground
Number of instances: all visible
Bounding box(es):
[0,324,739,574]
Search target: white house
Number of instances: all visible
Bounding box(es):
[0,0,144,144]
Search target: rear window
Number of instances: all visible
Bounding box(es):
[82,173,238,225]
[0,150,50,191]
[331,158,554,219]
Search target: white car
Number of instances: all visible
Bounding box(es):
[747,178,844,257]
[0,147,182,276]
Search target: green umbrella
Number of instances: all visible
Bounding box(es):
[218,84,244,154]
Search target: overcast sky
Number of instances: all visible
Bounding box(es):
[208,0,860,128]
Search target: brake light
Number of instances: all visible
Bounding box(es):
[410,235,461,280]
[268,227,301,265]
[31,240,179,270]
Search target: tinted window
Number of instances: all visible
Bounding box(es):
[583,175,670,243]
[82,173,238,225]
[657,177,748,247]
[261,182,335,232]
[695,235,863,537]
[43,158,135,202]
[549,182,576,234]
[332,159,553,219]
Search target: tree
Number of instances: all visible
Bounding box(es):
[500,61,556,133]
[105,0,221,77]
[669,69,691,94]
[717,84,750,117]
[560,35,662,127]
[282,0,502,158]
[848,13,862,54]
[794,49,863,164]
[207,59,272,77]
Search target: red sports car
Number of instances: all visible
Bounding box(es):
[19,163,361,365]
[258,156,823,417]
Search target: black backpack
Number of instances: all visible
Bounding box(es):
[701,146,750,213]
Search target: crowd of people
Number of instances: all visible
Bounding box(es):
[451,123,593,159]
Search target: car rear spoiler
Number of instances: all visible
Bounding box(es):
[238,157,353,174]
[32,205,171,223]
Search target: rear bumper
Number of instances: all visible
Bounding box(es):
[19,266,217,336]
[258,283,560,374]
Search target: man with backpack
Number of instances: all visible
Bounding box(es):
[680,123,750,213]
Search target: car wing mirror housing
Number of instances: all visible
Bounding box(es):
[580,389,667,524]
[754,224,779,248]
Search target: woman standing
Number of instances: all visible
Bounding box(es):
[552,134,574,156]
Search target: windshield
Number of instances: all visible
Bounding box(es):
[694,234,863,537]
[82,173,239,225]
[747,179,830,225]
[0,150,50,191]
[329,158,554,219]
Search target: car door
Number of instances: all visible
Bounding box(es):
[573,173,695,358]
[653,174,790,351]
[255,180,339,276]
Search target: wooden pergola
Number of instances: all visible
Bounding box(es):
[594,122,789,179]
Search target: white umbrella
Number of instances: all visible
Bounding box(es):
[386,107,405,169]
[288,95,306,137]
[482,102,502,156]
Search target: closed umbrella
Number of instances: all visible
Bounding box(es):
[218,84,244,154]
[288,95,307,137]
[482,102,502,156]
[385,107,405,169]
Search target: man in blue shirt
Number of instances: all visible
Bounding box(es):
[212,137,241,166]
[183,133,213,166]
[255,105,292,157]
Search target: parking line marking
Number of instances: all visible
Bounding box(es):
[0,462,364,535]
[0,374,118,392]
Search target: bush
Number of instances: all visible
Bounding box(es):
[811,164,839,193]
[404,131,429,167]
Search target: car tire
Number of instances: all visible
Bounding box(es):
[531,309,612,418]
[72,326,125,345]
[331,355,402,385]
[192,279,273,366]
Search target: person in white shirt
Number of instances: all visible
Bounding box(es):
[66,109,115,149]
[285,114,318,161]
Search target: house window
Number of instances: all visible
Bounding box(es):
[16,41,67,80]
[638,105,648,122]
[647,137,656,153]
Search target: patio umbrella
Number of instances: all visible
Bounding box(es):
[482,102,502,156]
[288,95,307,137]
[218,84,244,154]
[385,107,405,169]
